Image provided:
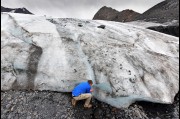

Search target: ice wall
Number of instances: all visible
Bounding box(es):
[1,13,179,108]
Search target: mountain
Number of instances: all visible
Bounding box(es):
[135,0,179,23]
[93,0,179,23]
[1,6,33,14]
[93,6,140,22]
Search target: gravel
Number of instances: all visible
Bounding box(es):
[1,90,179,119]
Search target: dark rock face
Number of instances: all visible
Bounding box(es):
[1,6,33,14]
[93,6,141,22]
[135,0,179,23]
[1,90,179,119]
[147,25,179,37]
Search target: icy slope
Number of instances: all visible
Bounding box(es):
[1,13,179,108]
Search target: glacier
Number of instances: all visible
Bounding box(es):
[1,13,179,108]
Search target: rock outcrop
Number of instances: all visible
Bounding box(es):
[147,25,179,37]
[1,13,179,108]
[126,21,179,37]
[93,6,140,22]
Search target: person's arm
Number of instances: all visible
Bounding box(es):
[86,87,91,93]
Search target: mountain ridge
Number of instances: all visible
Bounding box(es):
[1,6,33,14]
[93,0,179,23]
[93,6,141,22]
[134,0,179,23]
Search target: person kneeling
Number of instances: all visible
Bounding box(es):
[71,80,93,108]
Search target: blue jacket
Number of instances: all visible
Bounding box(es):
[72,82,91,97]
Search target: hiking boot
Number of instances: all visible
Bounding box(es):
[71,98,77,107]
[84,104,92,108]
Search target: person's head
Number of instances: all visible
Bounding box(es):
[88,80,93,86]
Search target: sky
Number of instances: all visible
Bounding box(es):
[1,0,164,19]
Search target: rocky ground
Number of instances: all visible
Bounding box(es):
[1,90,179,119]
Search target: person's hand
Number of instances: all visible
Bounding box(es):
[90,89,93,92]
